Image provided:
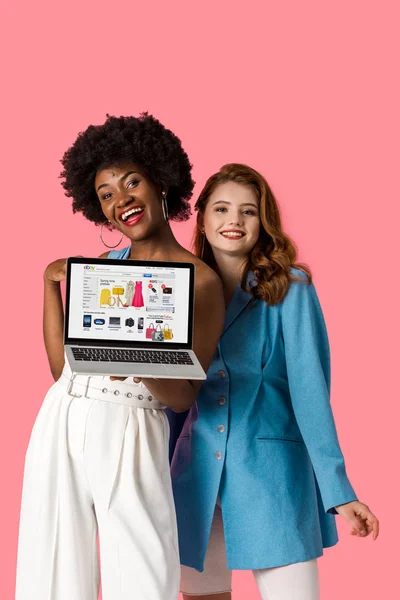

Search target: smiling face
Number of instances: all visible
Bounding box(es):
[95,161,166,240]
[202,181,261,259]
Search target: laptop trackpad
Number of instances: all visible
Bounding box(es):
[129,364,170,378]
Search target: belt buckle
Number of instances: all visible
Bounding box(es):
[66,373,90,398]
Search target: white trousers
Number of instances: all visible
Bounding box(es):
[181,506,320,600]
[16,369,180,600]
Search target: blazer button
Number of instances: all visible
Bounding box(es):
[217,424,225,433]
[216,451,223,460]
[218,396,226,406]
[217,369,226,378]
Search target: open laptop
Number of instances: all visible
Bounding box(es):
[64,257,206,379]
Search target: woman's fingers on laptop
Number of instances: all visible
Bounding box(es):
[109,376,141,383]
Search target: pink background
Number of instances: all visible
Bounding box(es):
[2,1,398,598]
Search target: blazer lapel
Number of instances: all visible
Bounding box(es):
[222,272,254,335]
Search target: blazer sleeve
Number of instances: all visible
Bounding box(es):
[281,275,357,513]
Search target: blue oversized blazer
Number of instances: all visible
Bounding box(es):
[171,270,357,571]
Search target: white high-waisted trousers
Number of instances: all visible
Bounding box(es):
[181,506,320,600]
[16,365,180,600]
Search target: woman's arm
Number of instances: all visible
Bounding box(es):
[281,274,357,513]
[43,252,110,381]
[138,269,225,412]
[335,500,379,539]
[43,259,68,380]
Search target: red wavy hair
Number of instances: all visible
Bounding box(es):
[193,163,311,305]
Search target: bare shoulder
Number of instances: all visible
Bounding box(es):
[99,251,110,258]
[174,249,222,295]
[193,259,222,296]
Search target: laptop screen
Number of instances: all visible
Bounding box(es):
[65,258,194,349]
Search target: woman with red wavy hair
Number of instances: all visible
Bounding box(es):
[172,164,379,600]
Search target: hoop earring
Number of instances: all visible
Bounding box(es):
[200,231,205,259]
[100,222,124,248]
[161,191,169,222]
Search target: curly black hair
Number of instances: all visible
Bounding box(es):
[60,113,194,224]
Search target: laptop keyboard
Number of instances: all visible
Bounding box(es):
[71,347,194,365]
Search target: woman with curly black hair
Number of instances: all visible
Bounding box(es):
[16,114,225,600]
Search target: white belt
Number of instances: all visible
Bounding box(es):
[60,373,165,410]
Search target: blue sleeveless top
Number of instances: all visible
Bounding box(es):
[108,246,188,461]
[108,246,130,259]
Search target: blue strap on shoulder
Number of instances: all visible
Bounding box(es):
[107,246,130,259]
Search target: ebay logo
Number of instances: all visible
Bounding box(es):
[84,265,95,270]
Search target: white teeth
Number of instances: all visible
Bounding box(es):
[121,207,144,221]
[221,231,244,238]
